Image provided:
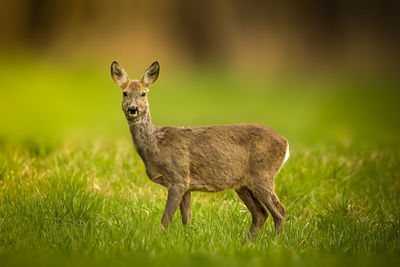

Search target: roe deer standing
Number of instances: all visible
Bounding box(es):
[110,61,289,237]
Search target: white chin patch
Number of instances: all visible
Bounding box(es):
[128,113,138,118]
[128,114,142,125]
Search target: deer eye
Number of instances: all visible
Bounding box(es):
[141,92,146,97]
[123,91,127,97]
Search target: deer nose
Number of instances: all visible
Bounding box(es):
[128,106,139,115]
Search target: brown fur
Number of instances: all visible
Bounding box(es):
[110,61,289,236]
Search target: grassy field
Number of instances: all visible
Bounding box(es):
[0,57,399,266]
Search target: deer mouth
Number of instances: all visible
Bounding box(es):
[128,112,139,118]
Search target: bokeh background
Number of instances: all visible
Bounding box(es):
[0,1,400,266]
[0,0,399,146]
[1,0,400,69]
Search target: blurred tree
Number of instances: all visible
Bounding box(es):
[0,0,398,70]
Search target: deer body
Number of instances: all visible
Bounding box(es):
[111,61,289,237]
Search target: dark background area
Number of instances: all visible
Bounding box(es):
[1,0,399,73]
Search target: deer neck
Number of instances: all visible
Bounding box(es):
[128,111,158,162]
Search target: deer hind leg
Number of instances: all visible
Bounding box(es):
[236,187,268,238]
[271,192,285,218]
[249,189,269,219]
[248,182,285,234]
[179,191,191,226]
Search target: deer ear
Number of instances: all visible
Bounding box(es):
[142,61,160,86]
[111,61,129,87]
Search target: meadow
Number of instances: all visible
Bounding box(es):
[0,56,399,266]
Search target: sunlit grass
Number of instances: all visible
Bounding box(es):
[0,57,399,266]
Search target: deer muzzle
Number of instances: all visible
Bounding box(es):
[128,106,139,117]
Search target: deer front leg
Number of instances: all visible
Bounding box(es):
[179,191,191,226]
[161,185,186,230]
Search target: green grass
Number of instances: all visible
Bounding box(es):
[0,56,399,266]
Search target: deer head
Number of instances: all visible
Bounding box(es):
[111,61,160,124]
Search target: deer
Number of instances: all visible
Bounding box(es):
[110,61,289,237]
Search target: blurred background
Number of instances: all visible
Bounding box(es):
[1,0,399,71]
[0,0,399,148]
